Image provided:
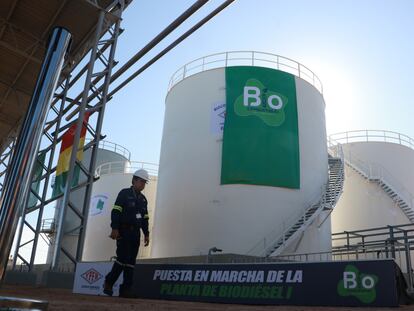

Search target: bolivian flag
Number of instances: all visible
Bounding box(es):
[53,112,90,197]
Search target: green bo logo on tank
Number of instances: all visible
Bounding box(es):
[221,66,300,189]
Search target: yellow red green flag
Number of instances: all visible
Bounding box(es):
[53,112,90,197]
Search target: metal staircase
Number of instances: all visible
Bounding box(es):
[248,147,344,257]
[345,157,414,222]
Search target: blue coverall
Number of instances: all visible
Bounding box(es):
[104,186,149,294]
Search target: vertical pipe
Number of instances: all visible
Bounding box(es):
[0,27,71,280]
[29,75,72,270]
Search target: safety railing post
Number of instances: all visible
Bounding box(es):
[182,65,187,80]
[389,226,396,259]
[346,231,350,251]
[403,232,414,290]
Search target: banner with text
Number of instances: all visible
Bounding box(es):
[133,260,398,307]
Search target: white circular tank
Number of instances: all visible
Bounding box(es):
[331,130,414,232]
[82,161,158,261]
[151,51,331,258]
[47,141,132,264]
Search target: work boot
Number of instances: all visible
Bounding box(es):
[103,281,113,296]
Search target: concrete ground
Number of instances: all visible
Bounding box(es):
[0,285,413,311]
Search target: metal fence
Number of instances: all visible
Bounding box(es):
[85,139,131,161]
[95,161,158,177]
[168,51,323,94]
[269,223,414,289]
[329,130,414,150]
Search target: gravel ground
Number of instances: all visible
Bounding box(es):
[0,285,412,311]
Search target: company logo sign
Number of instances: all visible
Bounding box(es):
[234,79,288,127]
[337,265,378,303]
[89,193,109,216]
[81,268,103,284]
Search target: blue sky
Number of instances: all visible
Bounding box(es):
[102,0,414,164]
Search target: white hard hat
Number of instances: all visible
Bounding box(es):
[133,169,150,181]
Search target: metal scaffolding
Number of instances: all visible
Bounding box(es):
[11,1,125,271]
[0,138,15,194]
[0,0,236,273]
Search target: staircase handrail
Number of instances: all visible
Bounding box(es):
[345,152,414,210]
[327,137,344,162]
[247,142,344,257]
[327,142,345,205]
[246,185,326,257]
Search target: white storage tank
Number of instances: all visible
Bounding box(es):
[82,161,158,261]
[48,142,158,264]
[47,141,133,265]
[151,51,335,258]
[330,130,414,233]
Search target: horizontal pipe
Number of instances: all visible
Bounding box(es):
[109,0,236,98]
[64,0,209,121]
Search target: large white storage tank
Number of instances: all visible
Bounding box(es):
[151,51,336,258]
[331,130,414,233]
[47,141,132,264]
[47,141,158,264]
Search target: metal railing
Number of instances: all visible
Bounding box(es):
[40,218,55,234]
[168,51,323,94]
[246,185,327,257]
[272,244,406,264]
[85,139,131,161]
[329,130,414,151]
[247,143,344,257]
[95,161,158,177]
[271,223,414,289]
[329,134,414,220]
[350,157,414,211]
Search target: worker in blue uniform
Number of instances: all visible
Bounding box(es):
[103,169,150,297]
